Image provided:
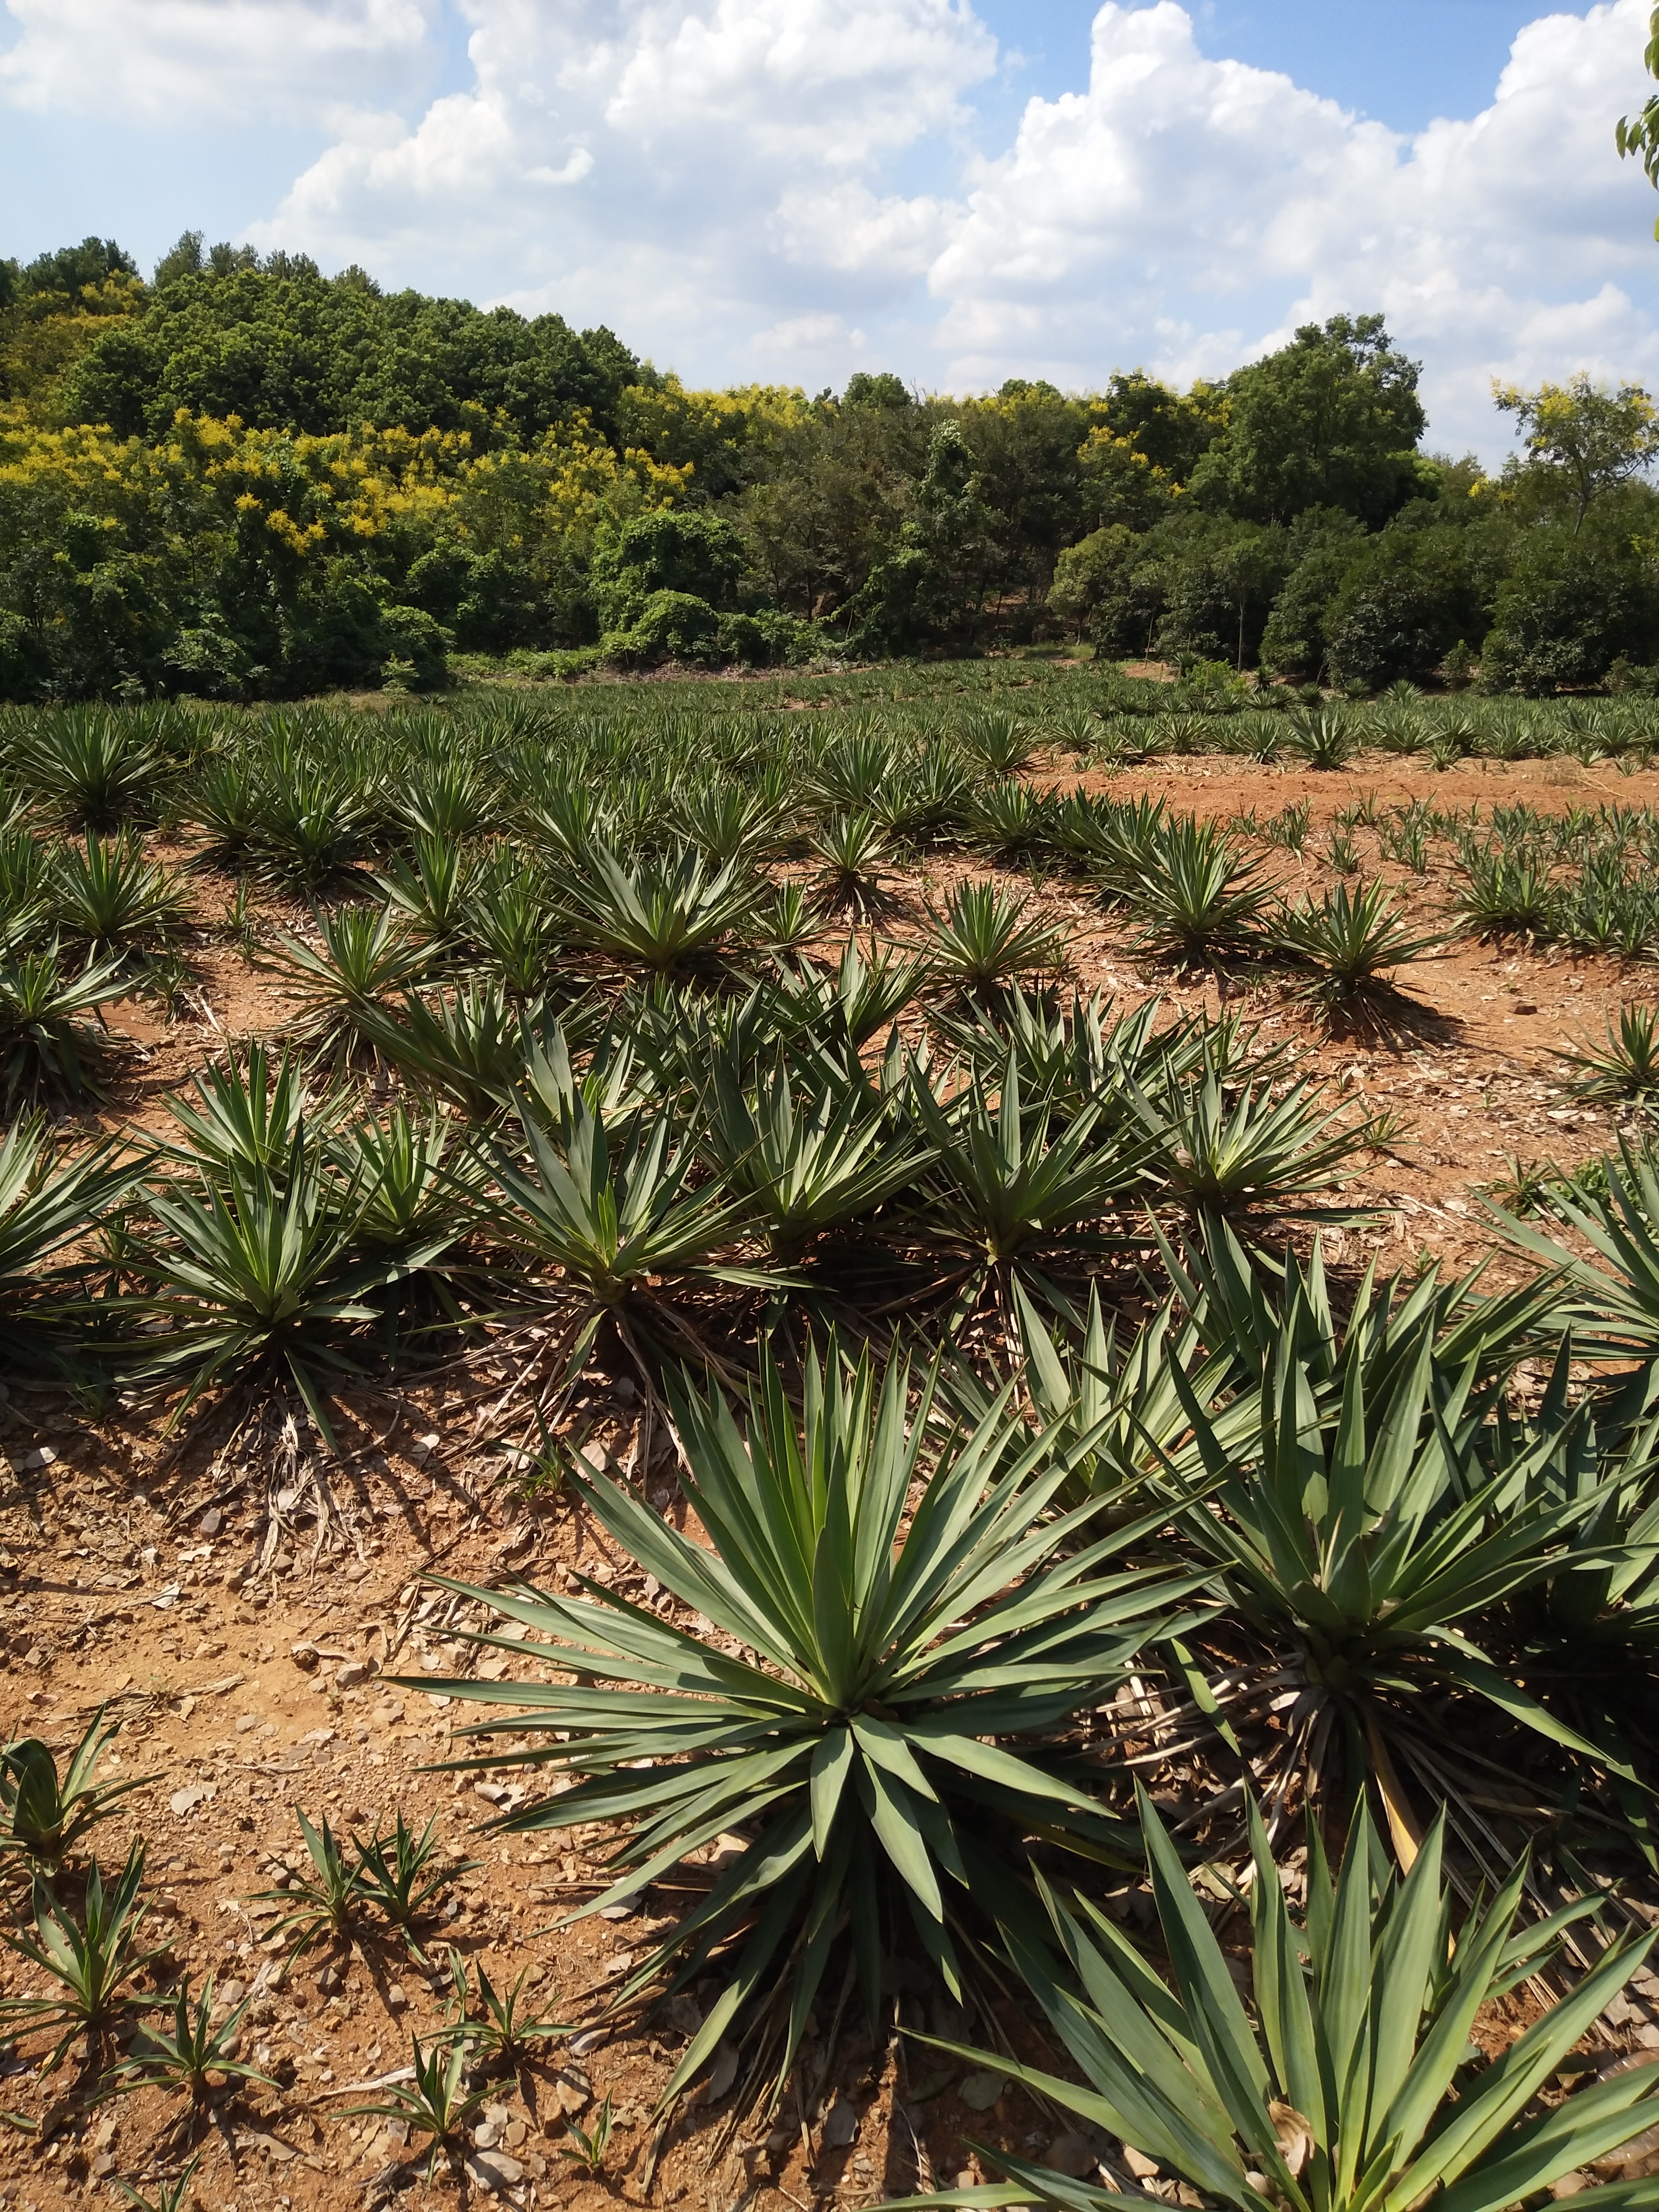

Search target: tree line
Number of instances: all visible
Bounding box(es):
[1,229,1657,697]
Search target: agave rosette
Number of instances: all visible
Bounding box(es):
[409,1336,1212,2107]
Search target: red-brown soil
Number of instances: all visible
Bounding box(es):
[5,751,1659,2211]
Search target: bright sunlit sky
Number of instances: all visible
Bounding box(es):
[2,0,1657,457]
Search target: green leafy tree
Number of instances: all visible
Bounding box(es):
[21,238,138,299]
[1094,367,1226,482]
[1480,526,1659,693]
[1322,520,1485,690]
[403,542,540,652]
[590,507,745,635]
[1113,512,1291,670]
[842,370,913,412]
[843,421,996,651]
[1616,7,1659,228]
[1494,373,1659,533]
[60,258,640,444]
[1195,520,1292,670]
[735,385,923,621]
[1075,431,1176,532]
[1047,524,1152,651]
[1190,315,1428,527]
[1258,508,1366,676]
[959,381,1093,637]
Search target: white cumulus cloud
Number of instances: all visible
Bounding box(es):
[247,0,996,364]
[602,0,991,167]
[932,0,1659,451]
[5,0,1659,453]
[0,0,439,123]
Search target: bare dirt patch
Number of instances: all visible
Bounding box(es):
[5,751,1659,2209]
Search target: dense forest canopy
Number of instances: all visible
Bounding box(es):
[2,229,1657,699]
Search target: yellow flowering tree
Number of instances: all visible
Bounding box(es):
[1493,375,1659,534]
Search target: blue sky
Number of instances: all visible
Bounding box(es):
[1,0,1656,456]
[0,2,1563,271]
[979,1,1544,131]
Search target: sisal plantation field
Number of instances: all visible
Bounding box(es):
[5,662,1659,2212]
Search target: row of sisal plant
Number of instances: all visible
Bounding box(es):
[10,1193,1659,2208]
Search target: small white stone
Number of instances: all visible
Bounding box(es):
[958,2070,1005,2112]
[555,2068,592,2115]
[463,2150,525,2193]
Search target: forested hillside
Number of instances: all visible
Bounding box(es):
[2,229,1657,698]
